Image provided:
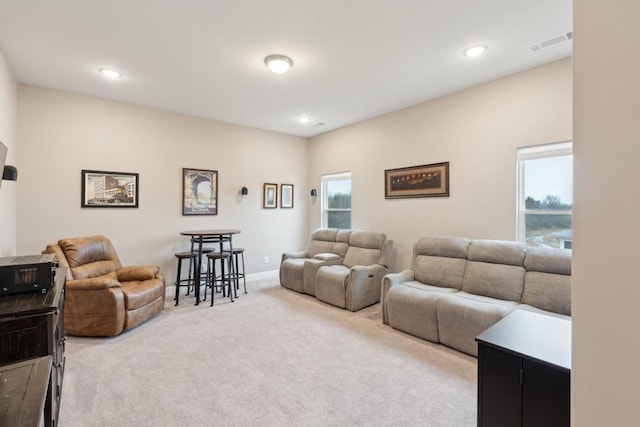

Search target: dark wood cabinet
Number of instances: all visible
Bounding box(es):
[0,267,66,427]
[476,310,571,427]
[0,356,52,426]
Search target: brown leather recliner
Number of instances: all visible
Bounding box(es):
[43,235,166,337]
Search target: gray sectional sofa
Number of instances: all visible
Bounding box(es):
[280,228,391,311]
[382,236,571,356]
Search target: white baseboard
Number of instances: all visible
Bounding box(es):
[246,270,279,281]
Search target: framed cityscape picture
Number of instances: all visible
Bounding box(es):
[81,170,139,208]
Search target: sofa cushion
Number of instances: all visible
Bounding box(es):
[59,235,120,266]
[302,257,342,296]
[525,246,572,275]
[386,281,458,342]
[467,239,526,267]
[307,228,339,257]
[332,230,352,257]
[59,235,123,280]
[315,265,351,308]
[311,228,339,242]
[436,292,519,356]
[413,236,470,259]
[522,271,571,315]
[350,230,386,249]
[343,247,382,268]
[308,240,339,258]
[414,255,467,290]
[120,278,166,311]
[343,231,386,268]
[462,261,525,302]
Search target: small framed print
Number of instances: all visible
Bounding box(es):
[280,184,294,208]
[183,168,218,215]
[81,170,138,208]
[263,183,277,208]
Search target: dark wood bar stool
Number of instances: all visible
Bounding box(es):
[225,247,247,294]
[204,251,233,306]
[174,251,197,306]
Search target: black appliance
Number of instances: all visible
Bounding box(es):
[0,254,57,296]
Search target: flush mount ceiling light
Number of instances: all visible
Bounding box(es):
[264,54,293,74]
[299,115,311,124]
[99,68,122,79]
[463,45,487,57]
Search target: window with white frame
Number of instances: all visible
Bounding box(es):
[321,172,351,229]
[517,141,573,249]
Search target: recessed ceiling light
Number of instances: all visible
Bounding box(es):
[299,115,311,124]
[463,45,487,57]
[264,55,293,74]
[99,68,122,79]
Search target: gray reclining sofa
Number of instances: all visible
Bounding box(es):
[382,237,571,356]
[280,228,391,311]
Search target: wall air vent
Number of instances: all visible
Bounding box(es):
[528,31,573,52]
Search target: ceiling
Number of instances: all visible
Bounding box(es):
[0,0,572,138]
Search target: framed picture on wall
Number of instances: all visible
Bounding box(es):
[384,162,450,199]
[81,170,139,208]
[263,183,277,208]
[280,184,294,208]
[183,168,218,215]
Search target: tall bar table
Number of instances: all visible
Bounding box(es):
[180,229,241,305]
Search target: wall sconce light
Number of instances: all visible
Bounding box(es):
[241,186,248,196]
[2,165,17,181]
[310,188,317,197]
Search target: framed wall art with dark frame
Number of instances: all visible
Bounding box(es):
[81,169,139,208]
[263,183,278,208]
[280,183,294,208]
[182,168,218,215]
[384,161,450,199]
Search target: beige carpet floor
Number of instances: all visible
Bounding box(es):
[59,273,477,426]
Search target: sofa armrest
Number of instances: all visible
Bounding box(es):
[66,276,121,291]
[64,278,126,336]
[117,265,161,282]
[282,250,309,262]
[381,270,415,324]
[345,264,388,311]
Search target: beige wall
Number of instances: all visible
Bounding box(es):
[573,1,640,425]
[17,86,308,280]
[0,50,18,256]
[309,58,572,271]
[11,27,623,422]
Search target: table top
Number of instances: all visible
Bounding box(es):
[476,310,571,371]
[180,229,241,236]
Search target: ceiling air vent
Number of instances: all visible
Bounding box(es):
[528,31,573,52]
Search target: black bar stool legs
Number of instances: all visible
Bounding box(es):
[174,251,197,306]
[225,248,247,295]
[204,252,233,306]
[175,244,243,307]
